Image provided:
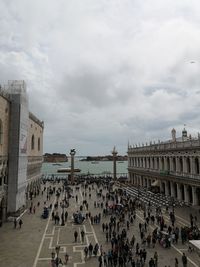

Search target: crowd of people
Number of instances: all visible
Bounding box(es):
[13,177,200,267]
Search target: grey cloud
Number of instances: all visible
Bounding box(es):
[1,0,200,155]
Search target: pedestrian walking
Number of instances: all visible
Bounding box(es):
[182,253,187,267]
[19,219,23,228]
[74,230,78,242]
[154,251,158,267]
[175,257,179,267]
[14,218,17,229]
[81,229,85,243]
[84,246,88,258]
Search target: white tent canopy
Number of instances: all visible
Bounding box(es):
[151,180,159,187]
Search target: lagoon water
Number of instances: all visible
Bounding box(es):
[42,159,127,176]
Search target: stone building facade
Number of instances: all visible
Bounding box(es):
[128,129,200,206]
[0,92,10,222]
[0,81,44,223]
[26,112,44,200]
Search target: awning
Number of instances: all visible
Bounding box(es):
[151,180,159,187]
[189,240,200,251]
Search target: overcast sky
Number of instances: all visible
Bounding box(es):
[1,0,200,155]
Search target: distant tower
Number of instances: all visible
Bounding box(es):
[182,127,187,140]
[112,146,118,180]
[171,128,176,142]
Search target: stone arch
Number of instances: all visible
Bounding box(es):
[161,157,164,170]
[174,183,178,198]
[144,158,146,168]
[180,184,184,200]
[152,157,155,169]
[195,157,200,174]
[148,157,150,168]
[196,188,200,205]
[156,157,159,170]
[167,180,171,195]
[161,182,165,194]
[188,185,193,204]
[179,157,183,172]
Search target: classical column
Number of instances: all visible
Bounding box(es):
[112,146,118,180]
[184,184,189,203]
[164,157,167,171]
[183,157,187,174]
[70,149,76,184]
[192,186,198,205]
[176,157,180,173]
[159,157,162,171]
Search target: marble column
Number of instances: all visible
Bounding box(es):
[159,157,162,171]
[164,157,167,171]
[183,157,187,174]
[176,157,180,173]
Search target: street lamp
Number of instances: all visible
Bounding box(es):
[70,149,76,184]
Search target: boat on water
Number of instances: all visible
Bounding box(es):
[91,161,99,164]
[57,168,81,173]
[52,163,62,166]
[118,161,124,163]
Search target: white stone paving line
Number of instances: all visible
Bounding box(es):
[32,196,57,267]
[70,188,102,267]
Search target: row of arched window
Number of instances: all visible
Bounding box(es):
[31,135,41,151]
[129,156,200,175]
[1,119,41,151]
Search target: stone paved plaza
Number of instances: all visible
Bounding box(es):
[0,182,200,267]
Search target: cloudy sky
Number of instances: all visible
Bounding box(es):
[1,0,200,155]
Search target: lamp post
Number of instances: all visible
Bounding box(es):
[70,149,76,184]
[112,146,118,181]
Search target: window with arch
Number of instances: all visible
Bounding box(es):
[38,138,40,151]
[0,119,3,145]
[31,135,35,150]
